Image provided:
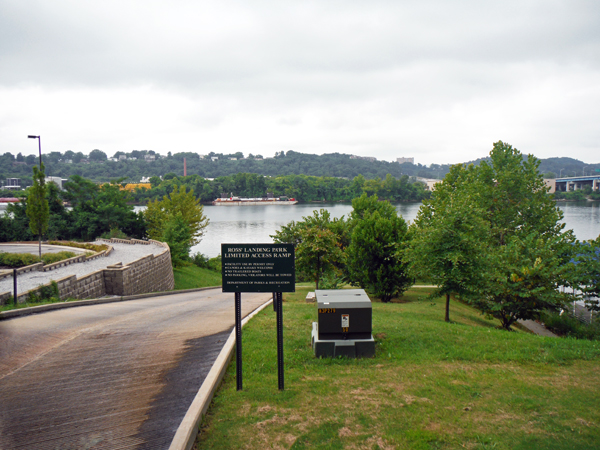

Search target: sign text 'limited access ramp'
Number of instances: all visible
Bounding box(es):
[221,243,295,293]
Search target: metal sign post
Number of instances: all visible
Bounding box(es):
[13,269,17,306]
[222,244,295,391]
[276,292,284,390]
[235,292,242,391]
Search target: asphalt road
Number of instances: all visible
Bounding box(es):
[0,289,271,450]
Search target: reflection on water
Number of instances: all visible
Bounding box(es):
[558,201,600,242]
[83,202,600,257]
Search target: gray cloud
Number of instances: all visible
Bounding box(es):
[1,0,599,163]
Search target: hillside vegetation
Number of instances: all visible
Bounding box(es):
[2,149,598,188]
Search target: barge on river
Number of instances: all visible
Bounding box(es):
[212,193,297,206]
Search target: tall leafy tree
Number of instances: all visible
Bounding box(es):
[63,176,142,240]
[272,209,346,289]
[346,194,413,302]
[408,164,491,321]
[162,213,193,267]
[144,185,209,249]
[411,141,576,329]
[26,162,49,258]
[571,235,600,312]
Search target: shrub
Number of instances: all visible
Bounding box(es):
[542,310,600,340]
[41,251,77,265]
[191,252,210,269]
[100,227,129,239]
[0,252,39,268]
[27,281,60,304]
[207,255,222,272]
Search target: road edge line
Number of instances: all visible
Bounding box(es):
[168,297,274,450]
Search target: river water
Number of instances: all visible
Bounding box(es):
[189,201,600,258]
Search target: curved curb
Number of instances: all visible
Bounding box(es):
[168,297,274,450]
[0,286,222,321]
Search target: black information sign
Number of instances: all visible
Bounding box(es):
[221,243,295,293]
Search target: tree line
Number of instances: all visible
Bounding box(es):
[133,172,430,204]
[272,142,600,331]
[3,148,598,191]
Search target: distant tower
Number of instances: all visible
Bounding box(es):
[184,158,187,177]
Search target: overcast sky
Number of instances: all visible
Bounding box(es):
[1,0,599,166]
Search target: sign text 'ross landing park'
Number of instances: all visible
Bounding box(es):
[221,243,295,293]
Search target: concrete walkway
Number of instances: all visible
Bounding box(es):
[518,319,558,337]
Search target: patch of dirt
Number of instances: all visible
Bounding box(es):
[256,405,273,414]
[338,427,354,437]
[403,395,432,405]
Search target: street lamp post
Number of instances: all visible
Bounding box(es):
[27,135,43,258]
[27,135,42,168]
[559,168,564,178]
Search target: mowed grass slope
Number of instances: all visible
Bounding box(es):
[173,265,221,290]
[198,285,600,450]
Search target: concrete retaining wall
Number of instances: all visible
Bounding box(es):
[0,239,174,305]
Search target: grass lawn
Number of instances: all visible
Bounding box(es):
[197,284,600,450]
[173,265,222,290]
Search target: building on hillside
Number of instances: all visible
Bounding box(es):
[45,177,67,190]
[397,157,415,164]
[416,177,441,191]
[4,178,21,190]
[144,155,156,161]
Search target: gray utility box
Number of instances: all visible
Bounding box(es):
[311,289,375,358]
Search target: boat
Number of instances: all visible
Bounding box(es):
[0,198,22,210]
[212,193,297,206]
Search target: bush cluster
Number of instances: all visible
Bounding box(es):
[0,251,78,268]
[27,281,60,303]
[542,310,600,340]
[0,252,39,268]
[191,253,222,272]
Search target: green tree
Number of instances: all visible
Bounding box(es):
[272,209,345,289]
[144,185,209,248]
[162,213,193,267]
[411,141,575,329]
[346,194,413,302]
[571,235,600,312]
[89,149,107,161]
[63,176,143,240]
[408,164,491,321]
[26,162,49,258]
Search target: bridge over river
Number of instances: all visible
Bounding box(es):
[0,289,270,449]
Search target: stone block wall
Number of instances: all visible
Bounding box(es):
[55,270,106,300]
[0,239,174,305]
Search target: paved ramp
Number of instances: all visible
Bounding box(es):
[0,289,270,449]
